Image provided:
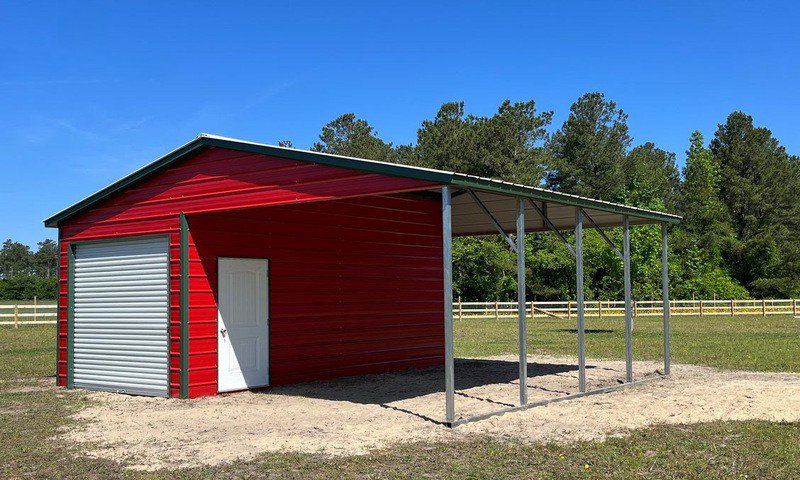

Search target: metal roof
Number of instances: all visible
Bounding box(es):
[44,133,681,229]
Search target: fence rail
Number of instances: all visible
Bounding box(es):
[2,298,799,327]
[456,298,800,320]
[0,298,57,327]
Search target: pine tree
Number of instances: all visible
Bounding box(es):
[546,92,631,201]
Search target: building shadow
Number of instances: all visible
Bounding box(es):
[266,358,590,424]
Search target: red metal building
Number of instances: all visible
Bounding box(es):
[45,134,680,412]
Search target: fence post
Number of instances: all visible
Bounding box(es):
[699,300,703,316]
[633,300,638,318]
[33,296,38,321]
[598,300,603,319]
[13,304,19,329]
[762,299,766,317]
[494,301,499,321]
[731,299,735,316]
[457,297,463,321]
[529,301,534,319]
[794,298,797,317]
[567,301,572,321]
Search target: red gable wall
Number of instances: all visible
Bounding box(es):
[57,147,441,396]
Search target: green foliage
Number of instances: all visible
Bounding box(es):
[0,239,33,278]
[546,92,631,200]
[710,112,800,297]
[527,233,578,300]
[676,131,733,260]
[404,100,552,184]
[32,239,58,278]
[452,237,515,301]
[311,113,397,162]
[621,142,679,210]
[0,238,59,300]
[305,98,798,301]
[0,275,58,300]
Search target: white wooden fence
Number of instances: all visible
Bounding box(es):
[0,298,57,327]
[456,298,800,320]
[2,298,798,327]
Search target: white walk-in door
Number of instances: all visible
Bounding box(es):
[73,237,169,396]
[217,257,269,392]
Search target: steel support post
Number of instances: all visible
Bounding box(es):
[623,216,633,383]
[442,187,456,424]
[661,223,671,376]
[516,199,528,405]
[575,208,586,392]
[442,187,455,424]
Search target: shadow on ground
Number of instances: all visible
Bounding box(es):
[266,359,594,423]
[556,328,615,334]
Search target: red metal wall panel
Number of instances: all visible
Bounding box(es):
[55,147,441,396]
[185,194,444,396]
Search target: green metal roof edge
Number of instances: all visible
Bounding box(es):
[44,133,681,228]
[199,136,680,224]
[201,136,457,185]
[43,138,209,227]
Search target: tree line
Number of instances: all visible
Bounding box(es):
[302,92,800,301]
[5,92,798,302]
[0,239,59,299]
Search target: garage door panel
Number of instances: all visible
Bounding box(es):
[76,285,170,296]
[73,312,167,320]
[73,237,169,397]
[75,306,167,313]
[74,354,168,366]
[75,277,168,287]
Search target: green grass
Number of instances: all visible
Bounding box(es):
[0,325,57,381]
[2,320,799,478]
[456,314,800,372]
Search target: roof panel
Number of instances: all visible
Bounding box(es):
[44,133,681,228]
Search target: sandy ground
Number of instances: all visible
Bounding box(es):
[60,356,800,470]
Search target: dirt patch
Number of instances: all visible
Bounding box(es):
[61,357,800,470]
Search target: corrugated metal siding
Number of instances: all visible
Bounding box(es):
[72,237,170,396]
[56,147,440,396]
[186,193,444,396]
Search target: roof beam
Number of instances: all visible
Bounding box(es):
[527,199,575,257]
[467,190,518,253]
[581,208,623,260]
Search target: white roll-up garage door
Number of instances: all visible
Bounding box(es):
[73,236,169,397]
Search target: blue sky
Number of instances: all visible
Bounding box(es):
[2,1,799,248]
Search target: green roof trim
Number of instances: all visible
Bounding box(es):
[44,133,681,228]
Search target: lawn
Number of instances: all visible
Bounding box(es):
[457,314,800,372]
[1,320,799,479]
